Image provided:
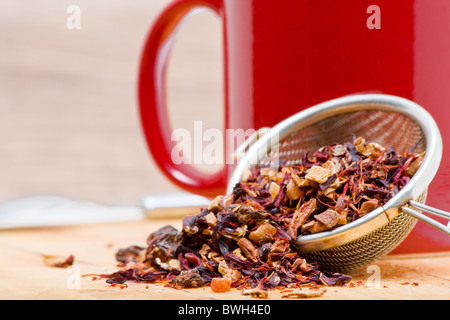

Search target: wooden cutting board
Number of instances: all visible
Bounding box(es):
[1,218,449,300]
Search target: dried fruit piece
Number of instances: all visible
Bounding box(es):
[291,173,309,188]
[211,277,232,293]
[307,221,332,234]
[281,287,327,299]
[365,142,385,156]
[405,153,424,177]
[322,160,338,174]
[359,199,379,215]
[172,268,206,288]
[337,210,348,226]
[286,179,302,200]
[155,258,181,272]
[218,261,242,281]
[332,144,347,157]
[208,195,224,213]
[260,167,277,176]
[237,238,258,262]
[354,137,368,156]
[354,137,385,157]
[198,244,211,257]
[292,258,309,272]
[268,182,280,202]
[248,222,278,244]
[241,287,269,299]
[287,199,317,238]
[305,166,333,184]
[270,239,288,253]
[314,209,340,229]
[204,212,218,226]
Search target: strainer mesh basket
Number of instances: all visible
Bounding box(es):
[260,110,425,166]
[258,109,427,272]
[300,192,426,273]
[228,95,449,272]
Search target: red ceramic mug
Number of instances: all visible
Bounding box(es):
[139,0,450,253]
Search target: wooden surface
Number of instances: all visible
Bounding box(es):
[1,217,449,300]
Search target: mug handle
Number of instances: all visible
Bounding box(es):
[138,0,225,198]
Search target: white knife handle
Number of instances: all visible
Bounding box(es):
[140,193,211,219]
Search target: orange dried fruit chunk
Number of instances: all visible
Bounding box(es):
[211,277,232,293]
[305,166,333,184]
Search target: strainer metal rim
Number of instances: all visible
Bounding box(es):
[226,94,443,250]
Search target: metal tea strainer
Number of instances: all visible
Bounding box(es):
[227,94,450,273]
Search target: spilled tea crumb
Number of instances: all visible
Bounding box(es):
[42,254,74,268]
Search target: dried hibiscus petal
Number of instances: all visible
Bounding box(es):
[248,222,278,244]
[115,245,145,265]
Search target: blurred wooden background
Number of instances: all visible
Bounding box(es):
[0,0,223,203]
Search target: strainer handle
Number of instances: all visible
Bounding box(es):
[402,201,450,235]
